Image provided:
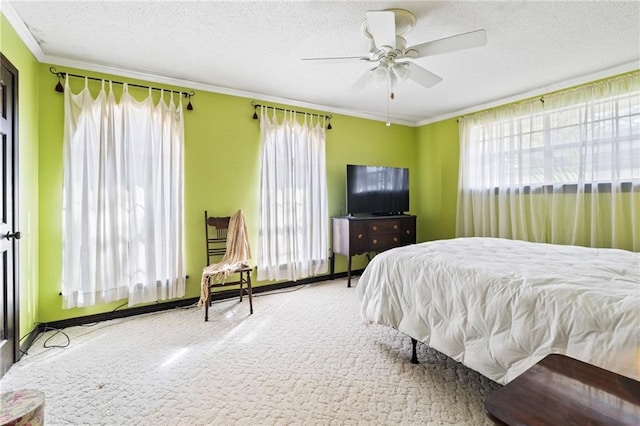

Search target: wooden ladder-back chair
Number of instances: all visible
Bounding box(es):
[203,210,253,321]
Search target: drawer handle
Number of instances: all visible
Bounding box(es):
[394,224,398,230]
[393,237,398,242]
[406,230,411,235]
[358,233,363,239]
[372,239,378,245]
[372,226,378,231]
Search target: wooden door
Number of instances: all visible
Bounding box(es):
[0,54,20,378]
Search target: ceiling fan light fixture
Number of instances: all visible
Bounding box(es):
[373,64,389,84]
[393,63,411,81]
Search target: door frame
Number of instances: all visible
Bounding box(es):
[0,52,20,376]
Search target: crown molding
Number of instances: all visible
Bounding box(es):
[1,1,45,61]
[416,60,640,127]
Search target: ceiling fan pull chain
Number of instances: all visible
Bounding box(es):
[386,77,391,127]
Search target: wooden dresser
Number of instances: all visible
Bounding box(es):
[331,215,416,287]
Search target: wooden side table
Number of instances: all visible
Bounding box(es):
[484,354,640,425]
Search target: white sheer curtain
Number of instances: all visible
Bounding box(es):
[457,72,640,251]
[62,77,185,308]
[257,106,329,281]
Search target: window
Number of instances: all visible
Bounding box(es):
[466,91,640,190]
[457,72,640,251]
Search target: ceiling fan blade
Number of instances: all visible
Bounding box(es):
[406,62,443,89]
[407,29,487,58]
[351,67,376,92]
[301,56,373,62]
[366,10,397,50]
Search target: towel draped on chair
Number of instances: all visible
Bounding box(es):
[199,209,252,306]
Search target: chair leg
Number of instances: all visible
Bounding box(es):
[247,270,253,315]
[208,277,213,307]
[204,291,210,322]
[239,274,244,302]
[204,276,212,322]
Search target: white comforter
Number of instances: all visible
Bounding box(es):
[357,237,640,384]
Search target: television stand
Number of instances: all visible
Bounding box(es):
[330,215,416,287]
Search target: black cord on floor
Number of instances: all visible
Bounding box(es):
[81,300,130,327]
[19,324,41,342]
[253,283,308,297]
[42,326,70,349]
[19,324,44,356]
[22,324,71,352]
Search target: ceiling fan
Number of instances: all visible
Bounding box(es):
[302,9,487,100]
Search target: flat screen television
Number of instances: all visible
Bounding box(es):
[346,164,409,216]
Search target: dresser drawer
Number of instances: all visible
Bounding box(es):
[369,233,402,251]
[401,220,416,244]
[348,221,369,254]
[369,220,401,234]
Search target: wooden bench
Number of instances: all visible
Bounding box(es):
[484,353,640,425]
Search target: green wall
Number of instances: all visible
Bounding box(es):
[415,118,459,242]
[0,13,40,339]
[36,64,417,323]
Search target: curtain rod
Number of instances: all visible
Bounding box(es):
[251,101,333,129]
[49,67,196,110]
[457,96,546,123]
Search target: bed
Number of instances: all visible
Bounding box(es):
[356,237,640,385]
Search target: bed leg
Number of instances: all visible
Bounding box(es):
[410,338,419,364]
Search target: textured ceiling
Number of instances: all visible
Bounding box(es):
[4,1,640,125]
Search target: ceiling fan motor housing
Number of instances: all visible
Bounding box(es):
[369,36,409,60]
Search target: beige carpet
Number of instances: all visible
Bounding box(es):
[1,278,500,425]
